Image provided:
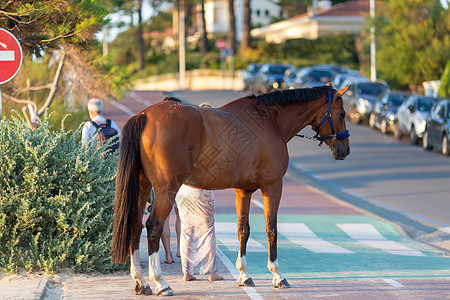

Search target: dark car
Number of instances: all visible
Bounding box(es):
[423,99,450,156]
[252,63,291,93]
[341,77,390,124]
[369,92,409,134]
[292,66,336,88]
[394,95,441,144]
[243,63,262,90]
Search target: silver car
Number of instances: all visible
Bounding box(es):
[394,95,441,144]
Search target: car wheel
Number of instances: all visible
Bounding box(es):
[380,119,388,134]
[394,122,403,140]
[410,125,419,145]
[369,114,376,129]
[442,134,449,156]
[350,106,361,124]
[423,130,432,150]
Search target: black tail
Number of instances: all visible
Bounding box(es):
[111,113,147,264]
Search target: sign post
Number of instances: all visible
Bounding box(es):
[0,28,23,120]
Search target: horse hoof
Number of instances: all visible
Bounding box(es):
[239,278,255,287]
[274,278,290,288]
[156,287,174,296]
[135,284,152,295]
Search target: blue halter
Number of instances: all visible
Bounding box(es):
[296,87,350,146]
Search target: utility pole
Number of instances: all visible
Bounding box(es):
[370,0,376,81]
[179,0,186,90]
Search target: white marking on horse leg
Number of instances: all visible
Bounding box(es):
[148,252,169,294]
[130,249,149,289]
[236,253,252,285]
[267,258,285,286]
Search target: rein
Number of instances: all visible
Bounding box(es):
[296,88,350,146]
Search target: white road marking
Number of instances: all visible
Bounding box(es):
[439,227,450,234]
[383,278,404,287]
[107,98,136,116]
[278,223,353,254]
[129,91,159,107]
[216,247,263,300]
[337,224,425,256]
[251,198,264,210]
[215,222,266,252]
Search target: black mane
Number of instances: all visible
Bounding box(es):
[163,96,182,102]
[256,86,328,106]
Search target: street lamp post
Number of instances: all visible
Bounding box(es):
[370,0,376,81]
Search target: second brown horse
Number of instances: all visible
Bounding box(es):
[111,83,350,296]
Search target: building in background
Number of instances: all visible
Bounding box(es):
[251,0,377,43]
[199,0,282,39]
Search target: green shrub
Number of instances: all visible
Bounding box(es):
[0,112,123,273]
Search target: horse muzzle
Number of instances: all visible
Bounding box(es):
[331,142,350,160]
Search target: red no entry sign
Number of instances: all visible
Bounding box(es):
[215,39,227,50]
[0,28,23,84]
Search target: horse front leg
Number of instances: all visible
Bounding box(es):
[146,189,174,296]
[262,183,290,289]
[234,188,255,287]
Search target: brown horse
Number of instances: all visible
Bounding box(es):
[111,83,350,296]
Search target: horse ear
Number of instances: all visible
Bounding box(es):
[326,81,332,87]
[337,85,351,96]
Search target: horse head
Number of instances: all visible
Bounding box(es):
[311,82,351,160]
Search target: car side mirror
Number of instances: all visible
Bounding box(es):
[408,105,415,113]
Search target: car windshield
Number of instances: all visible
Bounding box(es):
[389,94,408,106]
[417,97,438,112]
[357,83,386,96]
[306,70,333,82]
[249,65,261,73]
[268,65,289,74]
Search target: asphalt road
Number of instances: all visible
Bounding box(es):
[170,90,450,244]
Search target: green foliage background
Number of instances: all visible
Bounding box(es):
[375,0,450,89]
[0,113,123,273]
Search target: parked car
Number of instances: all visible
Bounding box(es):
[341,77,390,124]
[423,99,450,156]
[292,66,336,88]
[282,68,298,89]
[369,92,410,134]
[242,63,262,90]
[252,63,291,93]
[331,71,365,90]
[394,95,442,144]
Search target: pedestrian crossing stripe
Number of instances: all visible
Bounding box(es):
[216,222,424,256]
[213,214,450,279]
[214,214,437,257]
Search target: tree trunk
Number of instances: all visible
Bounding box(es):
[37,52,66,117]
[239,0,251,56]
[227,0,236,54]
[199,1,210,53]
[137,0,145,70]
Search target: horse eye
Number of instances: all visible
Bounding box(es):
[340,112,346,119]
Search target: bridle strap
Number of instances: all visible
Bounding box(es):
[296,87,350,146]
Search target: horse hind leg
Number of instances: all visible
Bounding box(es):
[262,184,290,289]
[130,174,153,295]
[145,186,177,296]
[234,189,255,287]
